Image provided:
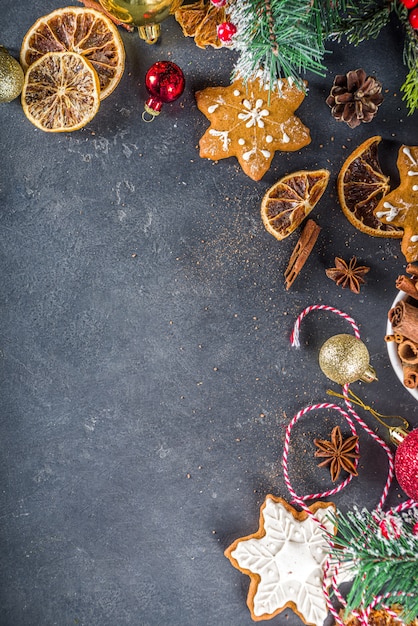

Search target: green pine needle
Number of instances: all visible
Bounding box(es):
[326,507,418,622]
[229,0,342,89]
[401,69,418,115]
[330,0,393,45]
[400,15,418,115]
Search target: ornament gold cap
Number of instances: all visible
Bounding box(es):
[319,333,377,385]
[142,103,160,122]
[389,426,409,447]
[138,24,161,44]
[358,365,378,383]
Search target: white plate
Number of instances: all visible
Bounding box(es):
[386,291,418,401]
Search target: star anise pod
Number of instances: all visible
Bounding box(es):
[326,68,383,129]
[325,256,369,294]
[314,426,360,482]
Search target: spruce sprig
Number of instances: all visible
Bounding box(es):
[326,507,418,622]
[329,0,418,114]
[330,0,394,45]
[229,0,341,89]
[397,1,418,115]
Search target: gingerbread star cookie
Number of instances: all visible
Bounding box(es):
[374,145,418,262]
[195,77,311,181]
[225,495,336,624]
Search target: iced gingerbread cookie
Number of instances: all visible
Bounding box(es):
[225,495,336,624]
[195,77,311,181]
[374,145,418,262]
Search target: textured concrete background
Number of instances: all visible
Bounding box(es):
[0,2,417,625]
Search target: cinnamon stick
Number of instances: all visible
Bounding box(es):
[398,338,418,364]
[284,219,321,290]
[388,300,418,343]
[384,333,406,344]
[403,363,418,389]
[406,263,418,278]
[395,274,418,299]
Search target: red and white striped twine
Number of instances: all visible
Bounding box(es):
[290,304,360,348]
[284,305,418,626]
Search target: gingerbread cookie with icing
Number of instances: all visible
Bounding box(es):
[374,145,418,262]
[224,495,336,624]
[195,77,311,181]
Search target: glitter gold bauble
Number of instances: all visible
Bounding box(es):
[98,0,178,43]
[319,334,377,385]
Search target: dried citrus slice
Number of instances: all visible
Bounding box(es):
[20,6,125,100]
[22,51,100,132]
[261,169,330,241]
[337,135,403,238]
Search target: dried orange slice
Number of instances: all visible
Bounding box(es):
[337,135,402,238]
[21,51,100,132]
[261,169,330,241]
[20,6,125,100]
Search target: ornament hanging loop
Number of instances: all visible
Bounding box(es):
[326,388,409,432]
[141,108,157,123]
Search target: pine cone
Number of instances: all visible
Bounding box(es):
[326,68,384,128]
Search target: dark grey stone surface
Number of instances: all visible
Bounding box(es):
[1,2,417,625]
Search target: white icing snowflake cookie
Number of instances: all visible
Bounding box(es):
[374,145,418,263]
[224,495,336,624]
[195,77,311,181]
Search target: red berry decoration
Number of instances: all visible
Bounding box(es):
[409,6,418,28]
[217,21,237,45]
[394,428,418,501]
[210,0,227,6]
[143,61,185,121]
[400,0,418,8]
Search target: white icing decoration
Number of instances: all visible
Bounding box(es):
[411,235,418,243]
[233,89,240,97]
[376,202,400,222]
[209,129,230,151]
[242,149,255,162]
[208,104,219,114]
[408,170,418,176]
[237,98,270,128]
[230,498,335,625]
[282,132,290,143]
[266,135,273,143]
[413,185,418,191]
[403,146,417,166]
[238,138,245,145]
[261,149,271,158]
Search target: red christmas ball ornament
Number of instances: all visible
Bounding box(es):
[400,0,418,8]
[409,7,418,28]
[392,427,418,501]
[217,21,237,45]
[210,0,227,6]
[142,61,185,121]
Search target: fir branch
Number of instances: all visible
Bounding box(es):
[330,0,394,45]
[326,507,418,622]
[399,9,418,114]
[229,0,342,89]
[401,68,418,115]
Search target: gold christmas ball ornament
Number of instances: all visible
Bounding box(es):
[319,334,378,385]
[98,0,179,43]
